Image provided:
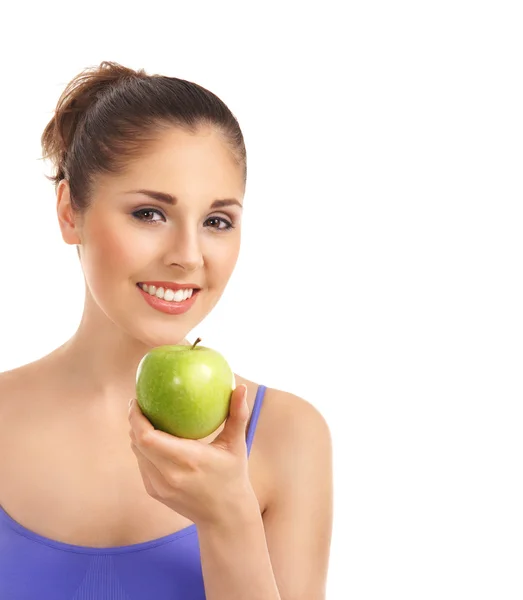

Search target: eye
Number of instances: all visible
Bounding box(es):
[132,208,235,231]
[132,208,165,223]
[205,216,235,231]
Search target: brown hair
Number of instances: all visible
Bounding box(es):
[41,61,247,214]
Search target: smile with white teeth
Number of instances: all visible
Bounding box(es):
[138,283,195,303]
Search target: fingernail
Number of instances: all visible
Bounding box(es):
[128,398,133,408]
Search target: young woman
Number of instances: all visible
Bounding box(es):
[0,61,333,600]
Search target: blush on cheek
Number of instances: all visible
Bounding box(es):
[90,217,144,274]
[81,220,136,293]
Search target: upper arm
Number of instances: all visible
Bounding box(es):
[262,391,333,600]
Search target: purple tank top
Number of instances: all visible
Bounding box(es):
[0,385,267,599]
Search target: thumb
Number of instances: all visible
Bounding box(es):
[212,385,249,451]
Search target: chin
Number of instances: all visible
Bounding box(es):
[125,327,191,351]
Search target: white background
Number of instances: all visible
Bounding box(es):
[1,1,522,598]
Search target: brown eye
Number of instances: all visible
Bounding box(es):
[132,208,165,222]
[132,209,234,230]
[205,216,234,231]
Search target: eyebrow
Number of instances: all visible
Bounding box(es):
[126,189,243,210]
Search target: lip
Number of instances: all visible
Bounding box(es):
[138,281,201,292]
[137,284,200,315]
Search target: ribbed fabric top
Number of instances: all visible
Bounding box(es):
[0,384,267,599]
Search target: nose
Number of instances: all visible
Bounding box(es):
[163,224,204,272]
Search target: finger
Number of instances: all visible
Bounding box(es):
[129,398,203,468]
[128,398,156,438]
[211,385,249,452]
[130,441,171,498]
[130,425,182,476]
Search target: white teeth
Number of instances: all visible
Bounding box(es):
[140,283,194,303]
[173,289,189,302]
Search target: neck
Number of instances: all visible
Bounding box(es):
[49,291,191,405]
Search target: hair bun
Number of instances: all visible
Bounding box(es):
[41,61,146,182]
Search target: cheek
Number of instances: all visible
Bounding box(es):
[83,219,141,287]
[205,239,240,280]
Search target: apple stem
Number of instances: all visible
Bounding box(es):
[191,337,202,350]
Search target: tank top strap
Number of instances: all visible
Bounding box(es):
[246,385,267,456]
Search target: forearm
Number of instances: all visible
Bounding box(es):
[197,500,281,600]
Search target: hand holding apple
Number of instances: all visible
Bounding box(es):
[135,338,236,439]
[128,380,259,527]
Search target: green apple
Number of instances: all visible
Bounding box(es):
[135,338,235,439]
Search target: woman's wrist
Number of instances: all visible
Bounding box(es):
[198,486,261,533]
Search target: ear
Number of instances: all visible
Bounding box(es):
[56,179,82,246]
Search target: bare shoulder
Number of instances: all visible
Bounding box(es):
[0,366,26,411]
[0,358,45,386]
[235,375,330,442]
[259,385,331,448]
[245,380,332,489]
[0,366,28,438]
[0,365,32,426]
[0,359,50,421]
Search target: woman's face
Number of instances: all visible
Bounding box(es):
[57,125,245,348]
